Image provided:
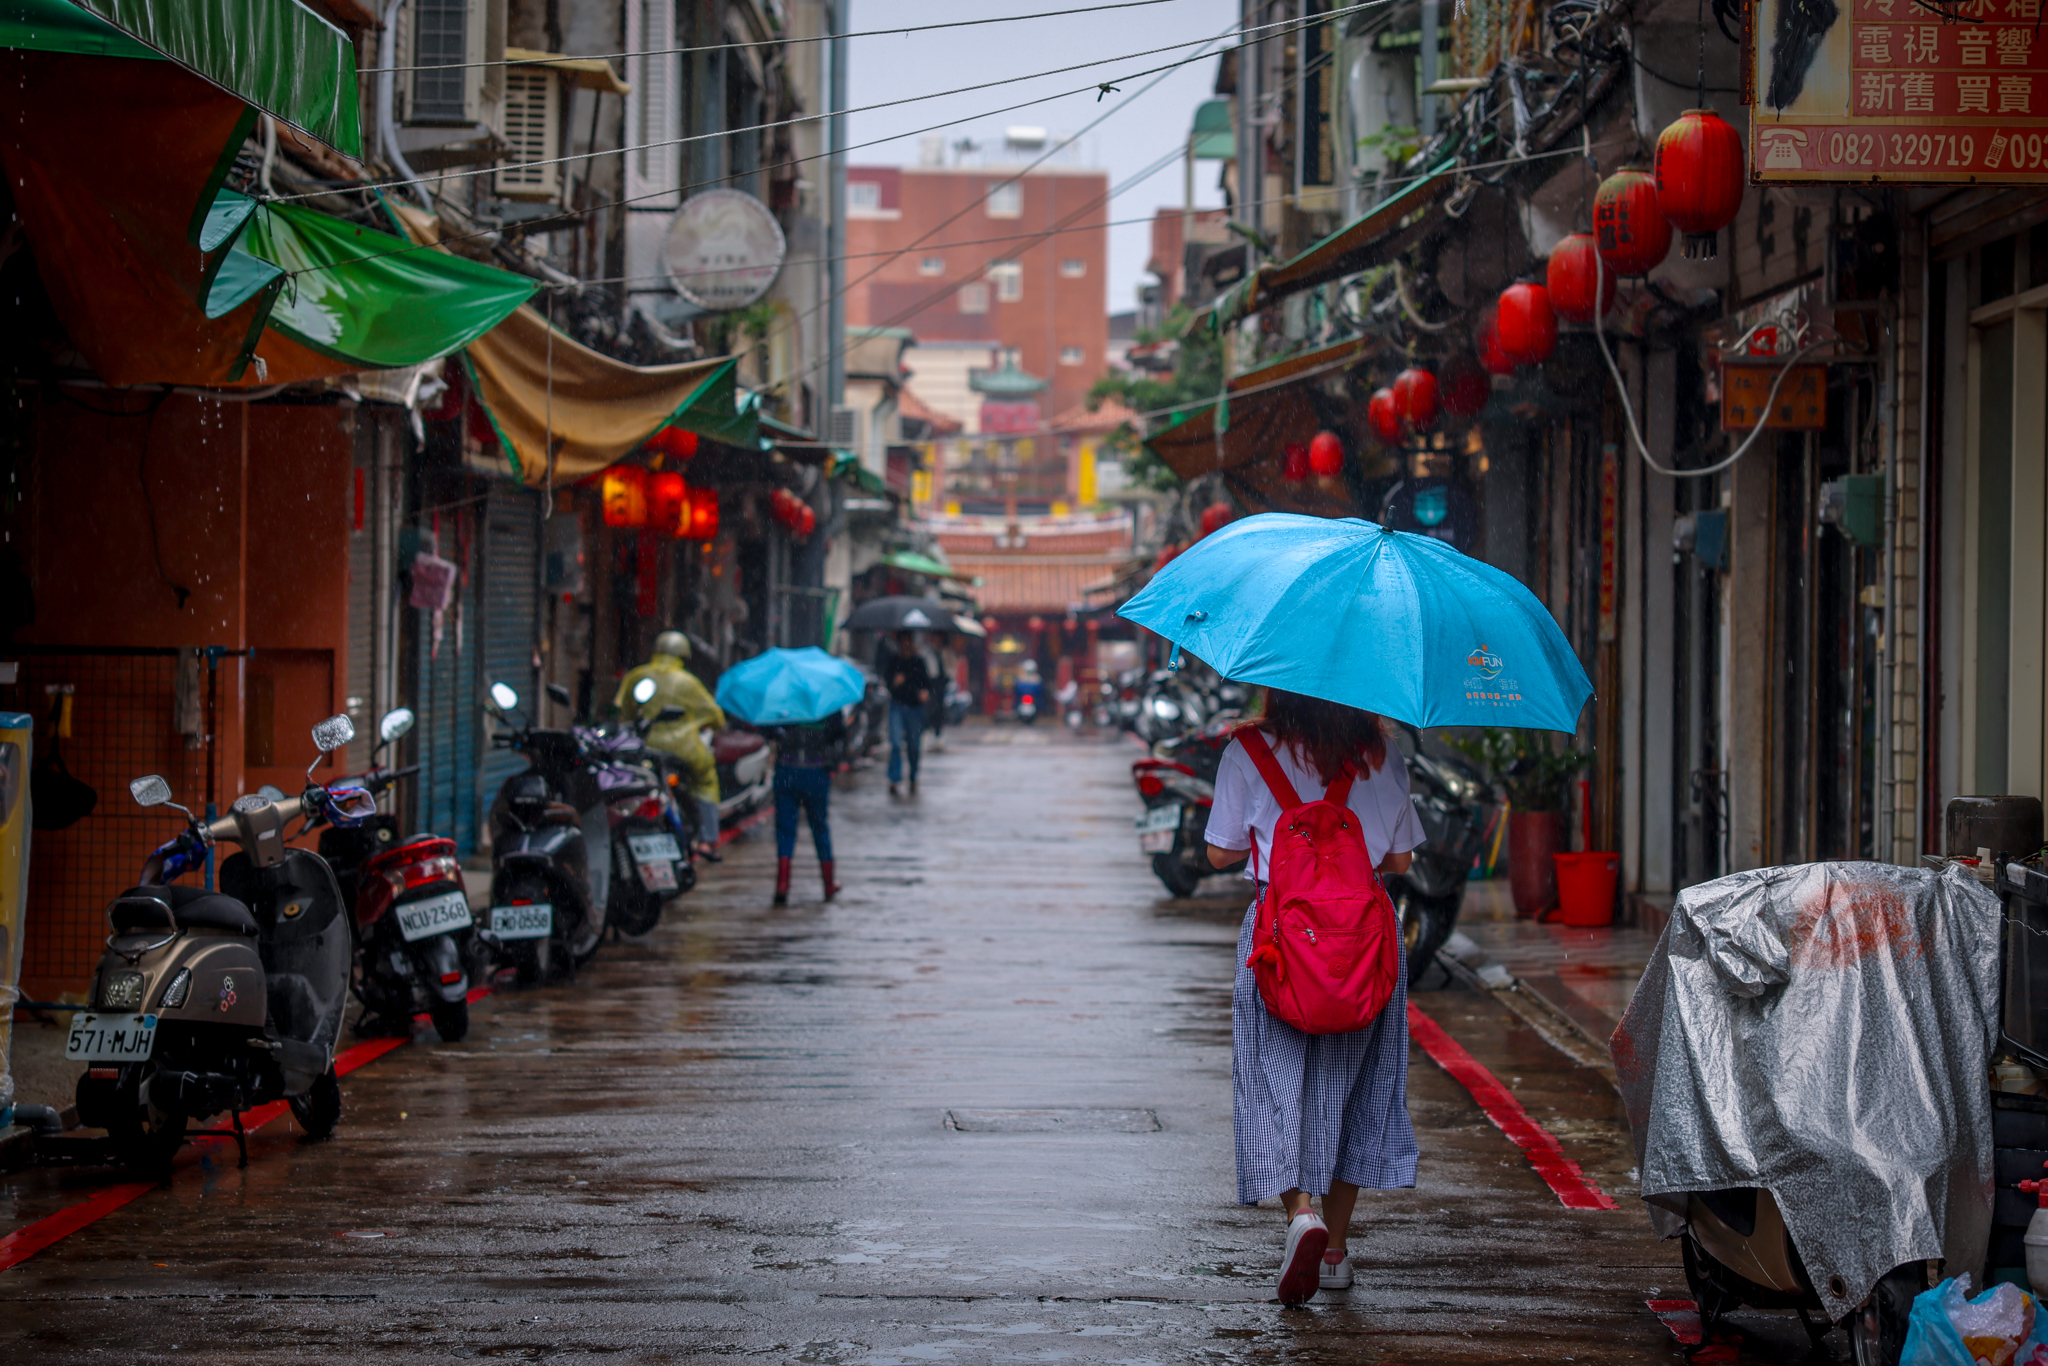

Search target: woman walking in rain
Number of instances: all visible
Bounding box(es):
[1203,688,1423,1305]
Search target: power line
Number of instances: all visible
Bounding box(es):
[279,2,1381,207]
[383,0,1207,76]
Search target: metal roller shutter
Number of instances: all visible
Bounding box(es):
[478,482,542,834]
[414,518,480,854]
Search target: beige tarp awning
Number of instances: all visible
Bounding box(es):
[505,47,628,95]
[394,205,755,485]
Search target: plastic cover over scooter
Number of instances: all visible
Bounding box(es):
[1611,861,2003,1323]
[221,849,352,1090]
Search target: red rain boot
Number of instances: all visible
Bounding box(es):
[773,857,792,906]
[821,861,841,902]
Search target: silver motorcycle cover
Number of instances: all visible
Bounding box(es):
[1611,861,2001,1321]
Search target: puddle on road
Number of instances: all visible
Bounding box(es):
[944,1108,1161,1133]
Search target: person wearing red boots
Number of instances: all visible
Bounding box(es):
[765,709,849,905]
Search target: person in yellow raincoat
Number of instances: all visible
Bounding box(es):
[615,631,725,859]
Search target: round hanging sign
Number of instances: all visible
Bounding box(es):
[661,189,787,311]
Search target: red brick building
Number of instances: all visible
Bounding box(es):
[844,162,1110,426]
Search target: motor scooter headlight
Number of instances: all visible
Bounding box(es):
[157,967,192,1009]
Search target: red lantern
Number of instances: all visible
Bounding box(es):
[601,465,649,527]
[1476,310,1516,375]
[650,471,686,537]
[1496,283,1557,365]
[1366,389,1402,446]
[687,486,719,541]
[770,488,800,528]
[1442,361,1490,417]
[795,503,816,537]
[1655,109,1745,260]
[1282,441,1311,482]
[1392,367,1440,433]
[1200,501,1233,537]
[646,425,699,460]
[1546,232,1617,324]
[1309,429,1347,474]
[1153,543,1182,571]
[1594,168,1672,276]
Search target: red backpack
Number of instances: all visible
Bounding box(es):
[1238,729,1400,1035]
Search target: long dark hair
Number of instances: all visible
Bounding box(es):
[1246,688,1387,783]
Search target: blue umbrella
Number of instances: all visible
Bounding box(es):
[715,647,867,725]
[1118,514,1591,731]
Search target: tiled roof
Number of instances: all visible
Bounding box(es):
[946,555,1129,612]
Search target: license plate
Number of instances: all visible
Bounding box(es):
[490,903,552,940]
[628,833,682,864]
[1139,829,1178,853]
[393,889,473,942]
[1135,804,1182,833]
[66,1013,156,1062]
[637,859,678,892]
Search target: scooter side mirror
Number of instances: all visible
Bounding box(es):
[312,714,355,752]
[378,708,415,744]
[490,682,520,712]
[130,775,172,807]
[546,683,573,708]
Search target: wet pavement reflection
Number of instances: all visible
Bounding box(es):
[4,726,1848,1361]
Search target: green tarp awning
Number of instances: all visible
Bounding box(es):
[2,0,361,155]
[205,189,538,370]
[880,551,975,582]
[1190,98,1233,160]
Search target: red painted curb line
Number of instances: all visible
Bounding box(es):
[716,808,771,848]
[1406,1001,1619,1211]
[0,984,494,1272]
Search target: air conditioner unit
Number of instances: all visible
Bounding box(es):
[827,406,861,449]
[400,0,505,127]
[494,67,561,200]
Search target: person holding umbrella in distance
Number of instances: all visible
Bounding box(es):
[1119,514,1593,1306]
[715,646,868,906]
[841,596,966,797]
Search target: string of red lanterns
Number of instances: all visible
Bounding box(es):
[600,463,720,540]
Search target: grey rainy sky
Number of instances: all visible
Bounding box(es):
[845,0,1238,323]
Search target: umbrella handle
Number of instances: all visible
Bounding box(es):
[1166,612,1208,673]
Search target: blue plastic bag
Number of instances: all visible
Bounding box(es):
[1902,1276,2048,1366]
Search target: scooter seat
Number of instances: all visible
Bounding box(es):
[712,730,767,764]
[113,884,258,936]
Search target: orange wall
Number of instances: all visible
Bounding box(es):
[15,391,353,996]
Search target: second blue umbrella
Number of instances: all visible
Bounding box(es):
[714,647,866,725]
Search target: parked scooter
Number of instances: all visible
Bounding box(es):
[70,714,364,1175]
[1383,729,1492,984]
[317,707,474,1042]
[710,725,774,824]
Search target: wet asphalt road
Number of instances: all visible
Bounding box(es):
[4,725,1839,1362]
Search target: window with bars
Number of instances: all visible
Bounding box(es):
[411,0,470,120]
[990,260,1023,301]
[625,0,679,200]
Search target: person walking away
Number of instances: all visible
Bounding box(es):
[764,707,847,905]
[884,629,931,795]
[920,637,948,751]
[616,631,727,861]
[1203,688,1423,1305]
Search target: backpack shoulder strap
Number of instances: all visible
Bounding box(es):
[1325,765,1357,806]
[1237,729,1302,809]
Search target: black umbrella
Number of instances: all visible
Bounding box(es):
[843,595,968,633]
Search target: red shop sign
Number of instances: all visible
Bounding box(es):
[1749,0,2048,183]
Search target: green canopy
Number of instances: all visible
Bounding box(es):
[880,551,973,582]
[1190,98,1233,160]
[3,0,361,156]
[202,189,537,370]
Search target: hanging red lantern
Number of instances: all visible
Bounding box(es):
[649,471,686,537]
[1655,109,1745,260]
[1200,501,1233,537]
[1593,168,1673,276]
[1442,361,1491,417]
[1476,310,1516,375]
[645,425,700,460]
[1367,389,1403,446]
[1496,283,1558,365]
[1282,441,1311,482]
[687,486,719,541]
[1392,367,1441,433]
[601,465,649,527]
[795,503,816,537]
[1309,429,1347,474]
[769,488,800,528]
[1546,232,1617,324]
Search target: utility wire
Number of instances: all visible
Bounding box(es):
[382,0,1210,76]
[283,2,1382,207]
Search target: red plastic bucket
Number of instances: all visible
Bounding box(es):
[1552,852,1619,927]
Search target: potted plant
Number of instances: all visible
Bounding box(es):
[1449,729,1590,917]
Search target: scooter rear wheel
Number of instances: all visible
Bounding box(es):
[110,1096,185,1177]
[290,1067,341,1141]
[1151,852,1204,899]
[1847,1264,1920,1366]
[428,998,470,1042]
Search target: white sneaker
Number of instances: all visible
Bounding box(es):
[1319,1251,1353,1292]
[1277,1210,1328,1305]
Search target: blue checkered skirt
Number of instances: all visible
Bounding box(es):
[1233,896,1419,1205]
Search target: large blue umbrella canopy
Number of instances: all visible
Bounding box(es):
[715,647,867,725]
[1118,514,1592,731]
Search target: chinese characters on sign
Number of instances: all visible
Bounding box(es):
[1722,364,1829,428]
[1751,0,2048,182]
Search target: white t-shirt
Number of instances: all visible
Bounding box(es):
[1204,730,1426,879]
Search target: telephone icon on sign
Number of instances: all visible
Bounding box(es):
[1760,128,1809,170]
